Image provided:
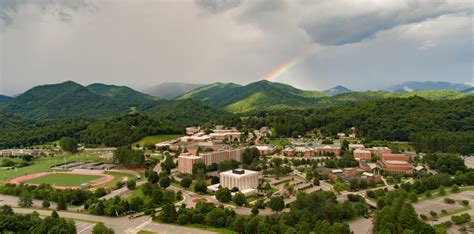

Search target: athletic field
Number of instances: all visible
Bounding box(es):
[23,173,103,187]
[10,172,114,189]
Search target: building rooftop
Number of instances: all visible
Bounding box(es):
[354,149,371,153]
[384,160,409,165]
[220,169,258,177]
[178,154,202,159]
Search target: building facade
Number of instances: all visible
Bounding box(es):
[220,169,259,192]
[177,154,203,174]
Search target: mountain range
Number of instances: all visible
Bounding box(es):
[461,87,474,94]
[0,95,11,103]
[0,80,471,118]
[323,85,353,96]
[386,81,471,92]
[142,82,206,99]
[177,80,470,112]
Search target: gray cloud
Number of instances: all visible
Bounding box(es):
[0,0,472,95]
[195,0,241,13]
[0,0,94,25]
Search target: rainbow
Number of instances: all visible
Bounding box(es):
[262,46,321,82]
[263,57,302,81]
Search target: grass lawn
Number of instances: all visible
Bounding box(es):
[0,153,105,183]
[23,173,104,187]
[138,231,156,234]
[418,186,474,201]
[103,171,137,188]
[133,135,181,148]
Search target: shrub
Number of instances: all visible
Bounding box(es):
[451,213,471,225]
[430,211,437,217]
[444,198,455,204]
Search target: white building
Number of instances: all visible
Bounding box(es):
[220,169,259,195]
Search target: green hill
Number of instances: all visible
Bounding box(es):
[461,87,474,95]
[0,95,11,103]
[178,80,467,113]
[0,81,161,119]
[178,80,326,112]
[87,83,159,110]
[142,82,206,99]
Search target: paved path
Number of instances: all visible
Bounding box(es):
[11,207,215,234]
[0,194,58,210]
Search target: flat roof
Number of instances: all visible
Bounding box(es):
[384,160,409,165]
[178,155,202,159]
[220,169,258,177]
[354,149,371,153]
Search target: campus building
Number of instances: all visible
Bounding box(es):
[255,145,275,155]
[200,148,243,165]
[348,144,365,151]
[220,169,259,195]
[177,154,203,174]
[353,149,372,161]
[315,145,341,156]
[378,154,412,174]
[368,147,392,157]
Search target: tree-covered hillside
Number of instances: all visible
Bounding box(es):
[0,81,130,118]
[0,95,11,103]
[178,80,470,113]
[247,96,474,154]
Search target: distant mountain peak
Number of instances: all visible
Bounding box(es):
[323,85,353,96]
[142,82,207,99]
[387,81,470,92]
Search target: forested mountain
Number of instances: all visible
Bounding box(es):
[87,83,159,110]
[0,95,11,103]
[178,80,326,112]
[178,80,469,113]
[461,87,474,94]
[0,81,132,118]
[386,81,470,92]
[323,85,353,96]
[247,96,474,154]
[142,82,206,99]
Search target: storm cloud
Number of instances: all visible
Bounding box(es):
[0,0,472,95]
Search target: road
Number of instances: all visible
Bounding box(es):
[0,194,58,210]
[10,207,217,234]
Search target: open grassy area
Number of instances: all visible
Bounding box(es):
[133,134,181,148]
[418,186,474,201]
[23,173,104,187]
[0,152,106,183]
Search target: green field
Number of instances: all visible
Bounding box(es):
[133,134,181,147]
[23,173,104,187]
[0,153,106,183]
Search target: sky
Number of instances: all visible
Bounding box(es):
[0,0,472,95]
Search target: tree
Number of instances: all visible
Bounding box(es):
[451,185,460,193]
[268,196,285,213]
[194,180,208,193]
[398,203,419,230]
[147,171,159,184]
[158,204,177,223]
[59,137,78,153]
[215,188,232,203]
[42,200,51,209]
[233,192,246,206]
[126,180,136,190]
[251,206,259,216]
[159,176,170,189]
[180,176,192,188]
[18,191,33,208]
[113,146,145,167]
[192,162,207,178]
[438,186,446,196]
[57,196,67,211]
[92,222,114,234]
[161,155,176,172]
